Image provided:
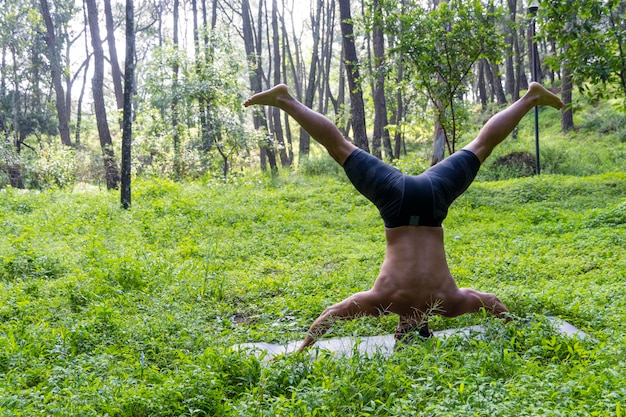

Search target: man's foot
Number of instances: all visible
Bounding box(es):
[243,84,291,108]
[528,82,564,110]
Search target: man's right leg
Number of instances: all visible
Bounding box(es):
[463,82,564,163]
[244,85,358,165]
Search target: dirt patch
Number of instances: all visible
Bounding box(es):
[492,151,536,176]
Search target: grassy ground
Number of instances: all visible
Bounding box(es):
[0,164,624,415]
[1,91,625,416]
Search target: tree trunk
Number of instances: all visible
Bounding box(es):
[430,0,448,165]
[393,56,405,159]
[372,0,392,161]
[320,0,336,116]
[39,0,72,147]
[517,24,529,93]
[271,0,289,166]
[561,57,574,132]
[172,0,182,180]
[506,0,520,102]
[256,0,277,171]
[121,0,135,209]
[85,0,119,189]
[192,0,208,152]
[75,14,91,146]
[338,0,369,152]
[477,59,488,110]
[104,0,124,112]
[490,61,508,105]
[431,120,446,166]
[300,0,322,160]
[279,11,295,163]
[241,0,277,172]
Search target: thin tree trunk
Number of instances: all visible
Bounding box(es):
[104,0,124,112]
[372,0,392,160]
[279,6,294,163]
[300,0,322,159]
[85,0,119,189]
[172,0,182,180]
[490,61,508,105]
[121,0,135,209]
[192,0,208,152]
[506,0,520,102]
[393,56,405,159]
[477,59,488,110]
[242,0,277,172]
[75,8,91,146]
[39,0,72,147]
[338,0,369,152]
[430,0,448,165]
[271,0,289,166]
[561,56,574,132]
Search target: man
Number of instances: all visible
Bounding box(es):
[244,82,564,351]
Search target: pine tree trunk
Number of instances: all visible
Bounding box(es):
[85,0,119,189]
[561,57,574,132]
[121,0,135,209]
[104,0,124,113]
[372,0,392,161]
[338,0,369,152]
[39,0,72,147]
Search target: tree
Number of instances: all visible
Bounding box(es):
[104,0,124,114]
[170,0,185,180]
[271,0,290,166]
[392,0,504,163]
[504,0,520,102]
[338,0,369,152]
[241,0,278,172]
[85,0,120,189]
[299,0,323,160]
[542,0,626,111]
[39,0,72,147]
[370,0,393,160]
[121,0,135,209]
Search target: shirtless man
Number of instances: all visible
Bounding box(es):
[244,82,564,351]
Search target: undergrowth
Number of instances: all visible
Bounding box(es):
[0,168,624,415]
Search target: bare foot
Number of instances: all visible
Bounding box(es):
[243,84,291,108]
[528,82,564,110]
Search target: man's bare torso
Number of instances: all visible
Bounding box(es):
[371,226,461,318]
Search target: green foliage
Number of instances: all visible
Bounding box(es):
[541,0,626,110]
[388,0,505,149]
[32,141,77,189]
[135,29,248,180]
[457,93,626,181]
[0,168,625,415]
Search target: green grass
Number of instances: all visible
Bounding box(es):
[0,167,624,415]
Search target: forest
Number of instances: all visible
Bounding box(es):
[1,0,625,415]
[1,0,624,194]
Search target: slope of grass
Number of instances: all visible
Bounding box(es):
[0,168,624,415]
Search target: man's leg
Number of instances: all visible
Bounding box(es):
[244,84,358,165]
[464,82,563,163]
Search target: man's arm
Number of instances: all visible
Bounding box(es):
[299,291,385,351]
[445,288,511,320]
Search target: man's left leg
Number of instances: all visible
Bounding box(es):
[464,82,563,163]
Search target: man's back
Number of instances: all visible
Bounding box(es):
[373,226,459,317]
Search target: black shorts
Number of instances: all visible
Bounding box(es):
[343,149,481,228]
